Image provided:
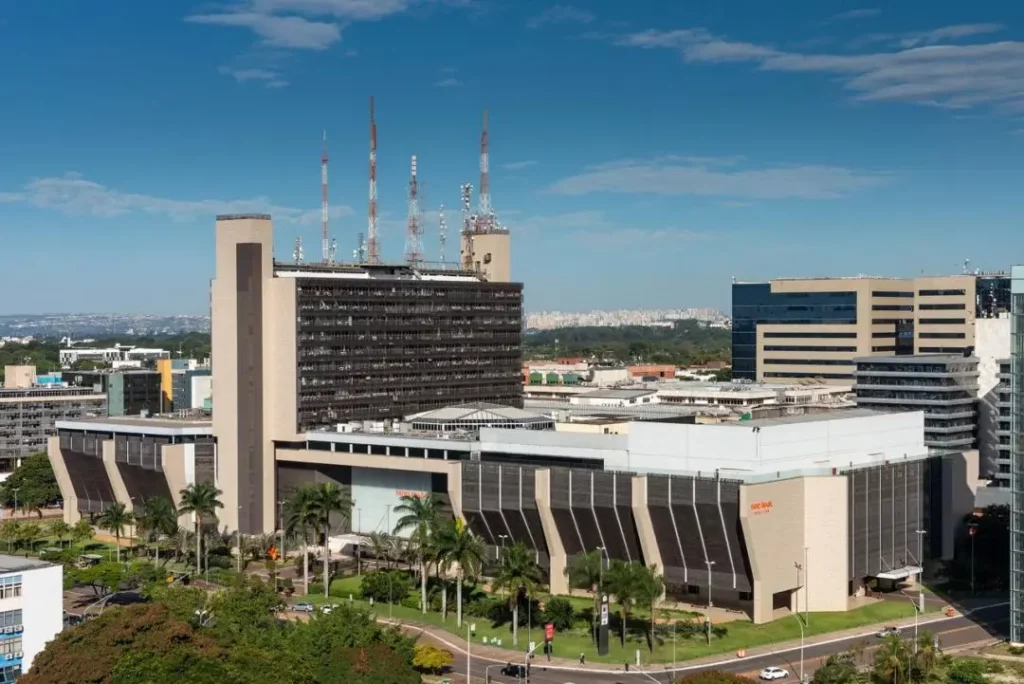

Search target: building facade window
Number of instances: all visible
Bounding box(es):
[762,332,857,339]
[873,291,914,298]
[872,305,914,311]
[762,345,858,352]
[0,577,21,600]
[0,611,21,628]
[919,289,967,297]
[0,665,20,683]
[919,303,966,310]
[919,332,966,339]
[0,639,22,656]
[763,358,854,366]
[919,318,967,325]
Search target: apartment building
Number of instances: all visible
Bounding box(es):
[64,369,162,417]
[0,366,107,470]
[0,555,63,678]
[732,274,1009,384]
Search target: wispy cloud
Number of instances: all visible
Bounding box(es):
[502,160,538,171]
[434,77,463,87]
[821,8,881,24]
[526,4,594,29]
[575,227,711,248]
[548,156,891,200]
[218,66,289,88]
[0,173,353,224]
[186,12,343,50]
[614,25,1024,116]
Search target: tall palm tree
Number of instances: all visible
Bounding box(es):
[307,482,352,598]
[136,497,177,565]
[178,482,223,575]
[435,519,485,628]
[873,635,910,684]
[285,486,319,595]
[97,503,133,563]
[605,560,641,647]
[368,531,396,569]
[393,493,440,614]
[632,564,665,651]
[565,549,605,643]
[491,541,543,647]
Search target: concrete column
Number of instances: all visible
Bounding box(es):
[46,437,82,524]
[631,476,666,599]
[101,440,133,512]
[445,462,465,522]
[534,469,568,595]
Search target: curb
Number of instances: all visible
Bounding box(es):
[387,601,1008,676]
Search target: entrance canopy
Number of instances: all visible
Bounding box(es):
[874,565,923,580]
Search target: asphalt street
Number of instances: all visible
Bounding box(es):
[429,603,1009,684]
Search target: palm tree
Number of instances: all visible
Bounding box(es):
[178,482,224,575]
[393,493,440,614]
[632,564,665,651]
[49,520,71,549]
[435,519,485,627]
[491,541,543,647]
[565,549,605,643]
[136,497,177,564]
[17,522,43,558]
[307,482,351,598]
[71,518,94,548]
[97,503,133,563]
[368,531,396,569]
[605,560,641,646]
[873,635,910,684]
[285,486,319,595]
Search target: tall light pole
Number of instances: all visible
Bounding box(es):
[11,487,19,518]
[278,500,286,560]
[597,546,608,645]
[794,612,805,683]
[803,547,809,627]
[466,621,473,684]
[237,505,243,574]
[915,529,927,613]
[356,507,362,575]
[705,560,716,609]
[901,591,920,653]
[498,534,509,560]
[968,523,978,595]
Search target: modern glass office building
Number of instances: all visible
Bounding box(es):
[1010,265,1024,644]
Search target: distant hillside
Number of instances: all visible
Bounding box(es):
[0,314,210,338]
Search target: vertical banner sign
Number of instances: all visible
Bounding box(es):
[544,623,555,641]
[598,594,610,656]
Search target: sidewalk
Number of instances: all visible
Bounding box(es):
[382,605,974,675]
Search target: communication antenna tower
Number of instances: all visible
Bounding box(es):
[405,155,423,265]
[367,96,380,264]
[321,130,330,263]
[355,232,367,263]
[293,236,304,264]
[328,238,338,265]
[478,109,491,223]
[460,183,473,269]
[438,204,447,264]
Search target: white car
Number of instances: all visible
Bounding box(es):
[292,602,315,613]
[320,604,340,614]
[760,667,790,680]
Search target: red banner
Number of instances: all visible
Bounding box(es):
[544,623,555,641]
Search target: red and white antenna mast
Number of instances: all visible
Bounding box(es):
[405,155,423,265]
[321,130,330,263]
[367,96,380,264]
[477,109,492,231]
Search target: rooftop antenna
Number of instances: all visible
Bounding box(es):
[355,232,367,263]
[321,130,330,263]
[460,183,473,269]
[328,238,338,265]
[405,155,423,265]
[438,203,447,264]
[477,109,492,230]
[963,258,970,275]
[293,236,304,265]
[367,96,380,264]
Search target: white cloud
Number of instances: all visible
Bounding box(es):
[502,160,538,171]
[247,0,413,21]
[575,227,711,247]
[511,209,612,233]
[433,77,463,87]
[0,173,353,224]
[548,157,890,199]
[527,4,594,29]
[186,12,342,50]
[615,25,1024,116]
[218,66,289,88]
[822,8,881,24]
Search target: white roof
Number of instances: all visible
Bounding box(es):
[408,402,549,423]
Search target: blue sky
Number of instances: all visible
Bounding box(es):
[2,0,1024,315]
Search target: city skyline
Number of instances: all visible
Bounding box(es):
[2,0,1024,314]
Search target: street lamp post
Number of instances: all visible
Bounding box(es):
[705,560,716,608]
[497,534,509,560]
[11,487,19,519]
[900,590,920,653]
[596,546,608,645]
[968,523,978,595]
[794,612,805,683]
[467,622,472,684]
[278,500,286,561]
[915,529,927,613]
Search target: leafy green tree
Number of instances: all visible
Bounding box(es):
[307,482,351,598]
[360,570,413,605]
[97,503,133,562]
[50,520,72,548]
[539,596,577,632]
[675,672,756,684]
[136,496,177,564]
[285,486,319,594]
[605,560,643,646]
[945,658,989,684]
[0,453,61,512]
[434,519,484,626]
[178,482,223,575]
[393,493,440,615]
[565,549,604,640]
[71,518,94,547]
[0,520,21,553]
[367,531,397,570]
[17,520,43,557]
[813,653,865,684]
[67,561,126,600]
[633,563,665,650]
[412,643,453,675]
[491,541,543,647]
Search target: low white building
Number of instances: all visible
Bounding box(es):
[569,388,659,407]
[0,555,63,677]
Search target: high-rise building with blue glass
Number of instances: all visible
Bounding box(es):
[1009,265,1024,644]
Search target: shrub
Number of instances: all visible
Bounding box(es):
[361,570,413,605]
[411,643,453,675]
[540,597,576,632]
[308,582,324,595]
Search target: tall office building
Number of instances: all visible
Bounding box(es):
[733,274,1008,385]
[1009,265,1024,645]
[210,214,523,533]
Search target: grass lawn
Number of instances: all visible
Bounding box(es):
[295,575,936,664]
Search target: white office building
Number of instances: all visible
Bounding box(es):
[0,556,63,680]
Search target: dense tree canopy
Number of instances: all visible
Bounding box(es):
[525,321,730,366]
[0,453,60,512]
[23,581,421,684]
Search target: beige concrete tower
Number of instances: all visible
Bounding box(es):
[460,231,511,283]
[211,214,274,535]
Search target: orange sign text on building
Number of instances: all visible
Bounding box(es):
[750,500,773,515]
[396,490,427,499]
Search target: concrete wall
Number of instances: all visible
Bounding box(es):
[976,318,1010,476]
[20,564,63,670]
[351,466,431,538]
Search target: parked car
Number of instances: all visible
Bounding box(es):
[320,604,340,614]
[876,626,902,638]
[292,602,315,613]
[759,667,789,680]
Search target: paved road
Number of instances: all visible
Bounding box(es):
[426,603,1008,684]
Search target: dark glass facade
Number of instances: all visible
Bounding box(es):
[978,276,1011,319]
[731,283,858,380]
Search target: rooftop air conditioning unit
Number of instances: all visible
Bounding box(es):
[4,654,12,661]
[15,652,21,659]
[3,627,10,634]
[14,626,21,632]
